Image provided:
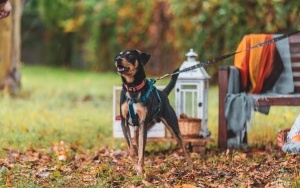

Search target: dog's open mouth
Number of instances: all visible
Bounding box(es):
[116,65,130,74]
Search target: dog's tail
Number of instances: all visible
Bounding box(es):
[162,67,180,96]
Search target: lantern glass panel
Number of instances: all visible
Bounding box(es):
[182,85,197,90]
[179,84,198,118]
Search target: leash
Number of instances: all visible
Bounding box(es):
[127,30,300,125]
[154,30,300,81]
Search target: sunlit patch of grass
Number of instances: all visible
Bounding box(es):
[248,106,299,147]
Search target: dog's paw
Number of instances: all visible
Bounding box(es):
[186,158,193,169]
[187,162,193,170]
[135,165,144,176]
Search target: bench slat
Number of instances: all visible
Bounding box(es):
[291,58,300,63]
[292,62,300,68]
[289,35,300,43]
[251,94,300,106]
[293,72,300,77]
[290,47,300,54]
[294,77,300,82]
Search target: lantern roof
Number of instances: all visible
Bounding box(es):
[186,48,198,58]
[178,49,210,80]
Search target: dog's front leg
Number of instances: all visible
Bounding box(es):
[121,119,138,163]
[136,122,147,175]
[133,126,139,154]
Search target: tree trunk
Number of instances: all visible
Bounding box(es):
[0,0,21,94]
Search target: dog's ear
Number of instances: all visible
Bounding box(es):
[139,52,151,66]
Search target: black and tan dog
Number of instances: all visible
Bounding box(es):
[114,49,192,175]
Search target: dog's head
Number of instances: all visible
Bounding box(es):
[114,50,151,75]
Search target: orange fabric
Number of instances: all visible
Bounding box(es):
[234,34,276,93]
[291,134,300,142]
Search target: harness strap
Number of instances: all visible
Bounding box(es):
[128,100,138,125]
[154,87,161,103]
[128,79,161,126]
[153,88,162,116]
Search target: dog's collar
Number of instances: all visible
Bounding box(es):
[124,80,146,92]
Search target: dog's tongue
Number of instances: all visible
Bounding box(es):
[117,66,129,73]
[117,67,125,71]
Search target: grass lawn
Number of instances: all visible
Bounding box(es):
[0,65,123,155]
[0,65,299,187]
[1,65,298,152]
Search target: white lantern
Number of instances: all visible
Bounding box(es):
[175,49,211,137]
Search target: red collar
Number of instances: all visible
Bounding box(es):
[124,80,146,92]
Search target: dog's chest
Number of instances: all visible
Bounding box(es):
[121,101,148,124]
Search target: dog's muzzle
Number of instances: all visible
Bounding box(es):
[115,57,129,74]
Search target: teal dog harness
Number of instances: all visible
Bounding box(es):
[127,79,161,126]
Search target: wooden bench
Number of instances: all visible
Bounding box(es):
[218,34,300,149]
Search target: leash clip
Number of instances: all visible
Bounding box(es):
[149,78,156,84]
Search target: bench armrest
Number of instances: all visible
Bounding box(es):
[218,66,229,149]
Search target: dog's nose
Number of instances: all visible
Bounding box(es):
[115,56,122,63]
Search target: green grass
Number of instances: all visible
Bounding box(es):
[0,65,299,156]
[0,65,122,156]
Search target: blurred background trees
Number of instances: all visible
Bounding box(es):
[20,0,300,81]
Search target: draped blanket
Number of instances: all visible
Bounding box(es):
[225,34,291,148]
[234,34,284,93]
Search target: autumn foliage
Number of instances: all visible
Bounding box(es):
[1,141,299,187]
[21,0,300,78]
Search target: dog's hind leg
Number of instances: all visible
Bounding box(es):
[161,117,193,169]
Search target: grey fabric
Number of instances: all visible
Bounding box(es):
[225,67,253,148]
[225,93,254,133]
[282,142,300,154]
[286,115,300,142]
[227,66,240,94]
[270,34,294,94]
[282,115,300,154]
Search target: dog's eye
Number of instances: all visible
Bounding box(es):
[126,54,136,62]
